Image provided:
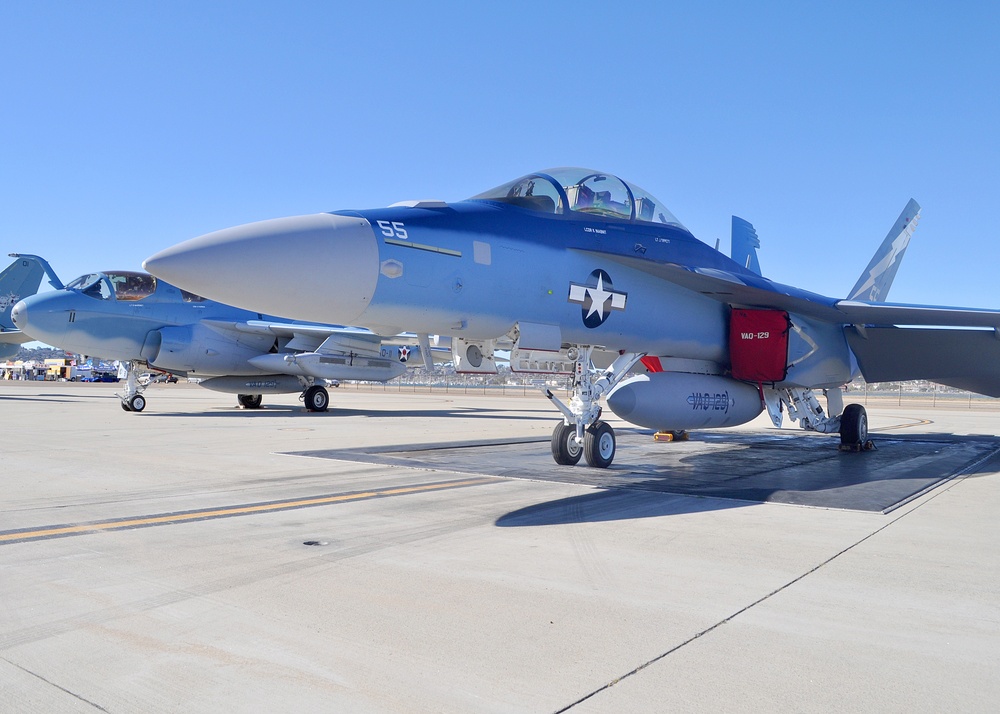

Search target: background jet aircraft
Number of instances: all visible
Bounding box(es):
[11,258,435,412]
[144,167,996,468]
[0,254,60,359]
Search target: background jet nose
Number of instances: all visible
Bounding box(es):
[10,300,27,328]
[144,212,380,324]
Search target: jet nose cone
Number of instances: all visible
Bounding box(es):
[9,293,68,345]
[144,213,379,324]
[10,299,27,328]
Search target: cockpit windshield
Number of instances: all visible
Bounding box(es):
[65,273,113,300]
[65,271,157,301]
[469,167,686,228]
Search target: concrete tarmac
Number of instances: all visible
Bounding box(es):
[1,381,999,713]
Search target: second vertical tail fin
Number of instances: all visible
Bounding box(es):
[731,216,762,276]
[847,199,921,302]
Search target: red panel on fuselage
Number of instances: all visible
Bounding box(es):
[729,308,790,382]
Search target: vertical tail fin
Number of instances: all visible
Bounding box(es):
[847,199,921,302]
[731,216,762,275]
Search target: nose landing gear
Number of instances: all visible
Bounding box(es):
[545,348,644,468]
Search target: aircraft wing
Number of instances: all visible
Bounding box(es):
[201,319,381,353]
[846,327,1000,396]
[834,301,1000,328]
[597,252,1000,396]
[597,253,1000,328]
[592,253,845,321]
[199,319,449,369]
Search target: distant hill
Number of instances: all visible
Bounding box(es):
[13,346,72,361]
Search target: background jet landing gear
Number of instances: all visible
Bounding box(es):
[117,359,149,412]
[302,385,329,412]
[237,394,263,409]
[120,394,146,412]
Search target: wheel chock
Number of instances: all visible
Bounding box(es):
[838,440,877,453]
[654,430,689,442]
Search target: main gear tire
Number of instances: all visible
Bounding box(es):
[840,403,868,446]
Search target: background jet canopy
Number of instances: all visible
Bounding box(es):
[470,167,686,228]
[64,271,157,302]
[63,271,207,303]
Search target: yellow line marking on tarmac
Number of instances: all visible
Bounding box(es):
[871,418,934,432]
[0,477,498,545]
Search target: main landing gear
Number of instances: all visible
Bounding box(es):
[838,402,871,450]
[545,347,644,469]
[766,387,872,449]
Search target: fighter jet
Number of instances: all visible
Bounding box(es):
[0,254,60,359]
[10,257,433,412]
[144,167,1000,467]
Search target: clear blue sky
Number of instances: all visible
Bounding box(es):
[2,2,998,310]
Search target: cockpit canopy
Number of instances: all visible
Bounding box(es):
[470,167,686,228]
[64,271,205,302]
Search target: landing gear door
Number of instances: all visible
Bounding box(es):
[453,338,498,374]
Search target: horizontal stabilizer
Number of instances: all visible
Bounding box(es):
[846,326,1000,397]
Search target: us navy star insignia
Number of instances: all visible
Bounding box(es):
[568,269,627,328]
[0,292,19,311]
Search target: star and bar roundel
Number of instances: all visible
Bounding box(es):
[568,269,628,328]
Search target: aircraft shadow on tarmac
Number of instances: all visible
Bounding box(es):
[288,430,1000,520]
[495,487,749,526]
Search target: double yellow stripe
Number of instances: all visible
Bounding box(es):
[0,477,497,544]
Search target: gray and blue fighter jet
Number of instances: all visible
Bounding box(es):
[144,167,1000,468]
[11,256,432,412]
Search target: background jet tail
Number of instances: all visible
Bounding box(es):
[731,216,762,276]
[847,199,921,302]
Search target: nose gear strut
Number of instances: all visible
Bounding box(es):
[543,347,644,468]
